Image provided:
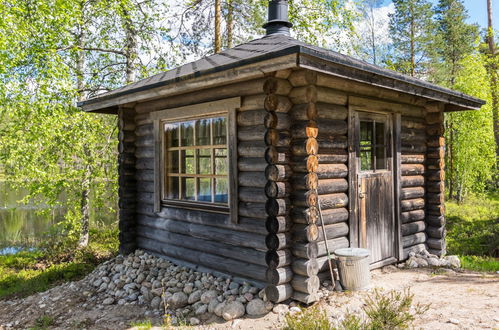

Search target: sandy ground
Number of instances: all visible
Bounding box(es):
[0,267,497,329]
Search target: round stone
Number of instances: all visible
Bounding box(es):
[246,298,268,316]
[222,301,245,321]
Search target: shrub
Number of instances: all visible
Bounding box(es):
[283,306,332,330]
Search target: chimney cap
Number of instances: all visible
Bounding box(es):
[263,0,293,36]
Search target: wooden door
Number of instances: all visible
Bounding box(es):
[354,111,396,267]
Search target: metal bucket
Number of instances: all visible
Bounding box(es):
[334,248,371,291]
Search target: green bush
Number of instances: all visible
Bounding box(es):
[283,289,429,330]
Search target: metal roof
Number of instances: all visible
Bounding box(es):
[78,34,485,111]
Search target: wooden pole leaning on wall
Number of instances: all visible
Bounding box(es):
[263,74,294,303]
[424,103,446,256]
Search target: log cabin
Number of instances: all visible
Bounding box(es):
[79,0,485,304]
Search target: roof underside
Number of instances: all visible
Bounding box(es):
[78,34,485,113]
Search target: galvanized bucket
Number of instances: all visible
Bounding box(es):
[335,248,371,291]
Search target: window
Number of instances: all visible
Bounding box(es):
[150,97,239,220]
[359,118,388,171]
[163,116,229,204]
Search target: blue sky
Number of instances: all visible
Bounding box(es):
[379,0,498,30]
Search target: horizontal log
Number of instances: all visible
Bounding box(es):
[426,158,445,170]
[427,237,446,250]
[238,157,267,172]
[428,248,445,257]
[240,94,265,111]
[135,124,153,137]
[238,141,266,158]
[401,143,427,153]
[316,164,348,179]
[290,102,348,121]
[291,207,348,225]
[291,242,318,259]
[136,158,153,170]
[426,215,445,227]
[288,69,317,87]
[238,172,266,188]
[135,147,154,159]
[138,215,266,250]
[426,112,444,125]
[294,193,348,209]
[401,187,425,200]
[263,77,292,95]
[265,284,293,303]
[401,175,425,188]
[266,216,292,234]
[266,249,292,269]
[264,94,292,113]
[292,223,319,242]
[426,123,444,136]
[426,226,445,239]
[135,226,266,267]
[239,202,266,219]
[137,238,266,282]
[293,222,349,243]
[427,193,445,205]
[292,178,348,195]
[265,147,291,165]
[292,258,319,277]
[291,120,347,139]
[426,146,444,159]
[135,135,153,147]
[427,204,445,216]
[137,181,154,193]
[401,221,426,236]
[292,291,318,304]
[402,243,426,259]
[401,154,425,164]
[402,117,426,129]
[316,236,349,257]
[426,170,445,182]
[135,170,154,182]
[402,232,426,247]
[291,137,348,155]
[401,164,425,176]
[265,181,291,199]
[290,86,347,105]
[266,198,290,216]
[427,136,445,148]
[266,164,293,182]
[291,173,318,191]
[401,209,425,223]
[401,198,425,212]
[266,232,291,251]
[265,129,291,147]
[291,275,320,294]
[238,125,266,141]
[237,110,264,127]
[264,111,291,130]
[239,187,267,203]
[266,267,293,285]
[401,128,426,143]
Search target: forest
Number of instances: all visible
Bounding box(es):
[0,0,497,299]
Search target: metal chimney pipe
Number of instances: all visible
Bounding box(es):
[263,0,293,36]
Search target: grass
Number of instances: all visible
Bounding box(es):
[445,193,499,272]
[0,227,118,299]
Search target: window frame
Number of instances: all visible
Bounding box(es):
[150,97,240,223]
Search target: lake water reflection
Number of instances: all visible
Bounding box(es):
[0,181,117,252]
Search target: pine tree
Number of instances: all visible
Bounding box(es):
[432,0,479,86]
[388,0,435,77]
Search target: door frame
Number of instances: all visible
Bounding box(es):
[347,102,403,267]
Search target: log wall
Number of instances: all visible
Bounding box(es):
[118,107,137,254]
[399,112,428,258]
[424,104,446,256]
[131,78,279,287]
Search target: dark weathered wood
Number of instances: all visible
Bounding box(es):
[265,181,291,199]
[264,94,293,112]
[138,215,266,250]
[292,291,318,304]
[238,157,267,172]
[292,258,319,276]
[238,125,266,141]
[265,164,293,182]
[291,241,318,259]
[291,120,347,139]
[239,187,267,203]
[291,206,348,225]
[292,223,319,242]
[401,210,425,223]
[265,147,291,165]
[401,187,425,200]
[401,164,425,176]
[426,215,445,227]
[266,198,290,217]
[266,267,293,285]
[137,239,266,282]
[315,236,349,257]
[401,198,425,212]
[265,129,291,147]
[402,232,426,247]
[427,237,446,250]
[262,77,292,95]
[401,175,425,188]
[266,249,292,268]
[401,221,426,236]
[266,216,292,234]
[288,69,317,87]
[266,233,291,250]
[240,94,265,111]
[402,243,426,259]
[427,193,445,205]
[239,202,266,219]
[238,141,266,158]
[265,284,293,303]
[426,225,445,238]
[291,138,348,155]
[291,275,320,294]
[238,172,266,187]
[136,226,266,266]
[401,154,425,164]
